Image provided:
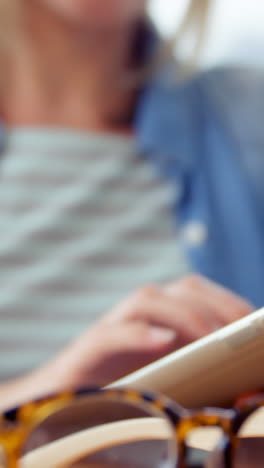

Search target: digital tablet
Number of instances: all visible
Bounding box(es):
[110,307,264,408]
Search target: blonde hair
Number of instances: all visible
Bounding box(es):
[169,0,210,73]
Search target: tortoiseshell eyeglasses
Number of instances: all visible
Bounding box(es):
[0,387,263,468]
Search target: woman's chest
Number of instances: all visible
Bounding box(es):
[0,131,188,302]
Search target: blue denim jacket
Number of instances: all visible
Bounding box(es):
[1,67,264,307]
[135,66,264,308]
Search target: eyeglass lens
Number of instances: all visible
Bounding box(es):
[205,406,264,468]
[20,394,177,468]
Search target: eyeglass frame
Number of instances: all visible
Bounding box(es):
[0,386,263,468]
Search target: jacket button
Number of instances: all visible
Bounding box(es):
[184,222,208,247]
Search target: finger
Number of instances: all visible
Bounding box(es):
[81,322,177,385]
[121,288,215,343]
[104,321,177,352]
[166,275,254,321]
[56,321,177,389]
[165,287,228,331]
[78,319,177,357]
[165,285,245,330]
[189,287,250,327]
[103,285,224,345]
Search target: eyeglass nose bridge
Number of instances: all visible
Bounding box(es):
[174,411,236,468]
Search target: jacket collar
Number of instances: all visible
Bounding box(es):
[134,62,196,178]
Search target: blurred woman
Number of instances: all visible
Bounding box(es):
[0,0,257,409]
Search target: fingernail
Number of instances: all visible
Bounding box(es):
[149,327,177,343]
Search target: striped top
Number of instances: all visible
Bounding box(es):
[0,129,189,380]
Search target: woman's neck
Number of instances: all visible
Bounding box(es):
[4,2,140,131]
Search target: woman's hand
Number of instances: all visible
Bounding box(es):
[0,275,253,411]
[49,274,253,389]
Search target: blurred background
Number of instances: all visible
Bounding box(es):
[150,0,264,68]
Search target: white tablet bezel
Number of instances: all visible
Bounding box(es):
[110,308,264,407]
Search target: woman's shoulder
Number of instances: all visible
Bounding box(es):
[195,66,264,107]
[141,64,264,131]
[192,66,264,140]
[153,65,264,142]
[138,65,264,172]
[197,65,264,89]
[146,64,264,110]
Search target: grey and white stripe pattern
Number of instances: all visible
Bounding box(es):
[0,129,189,379]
